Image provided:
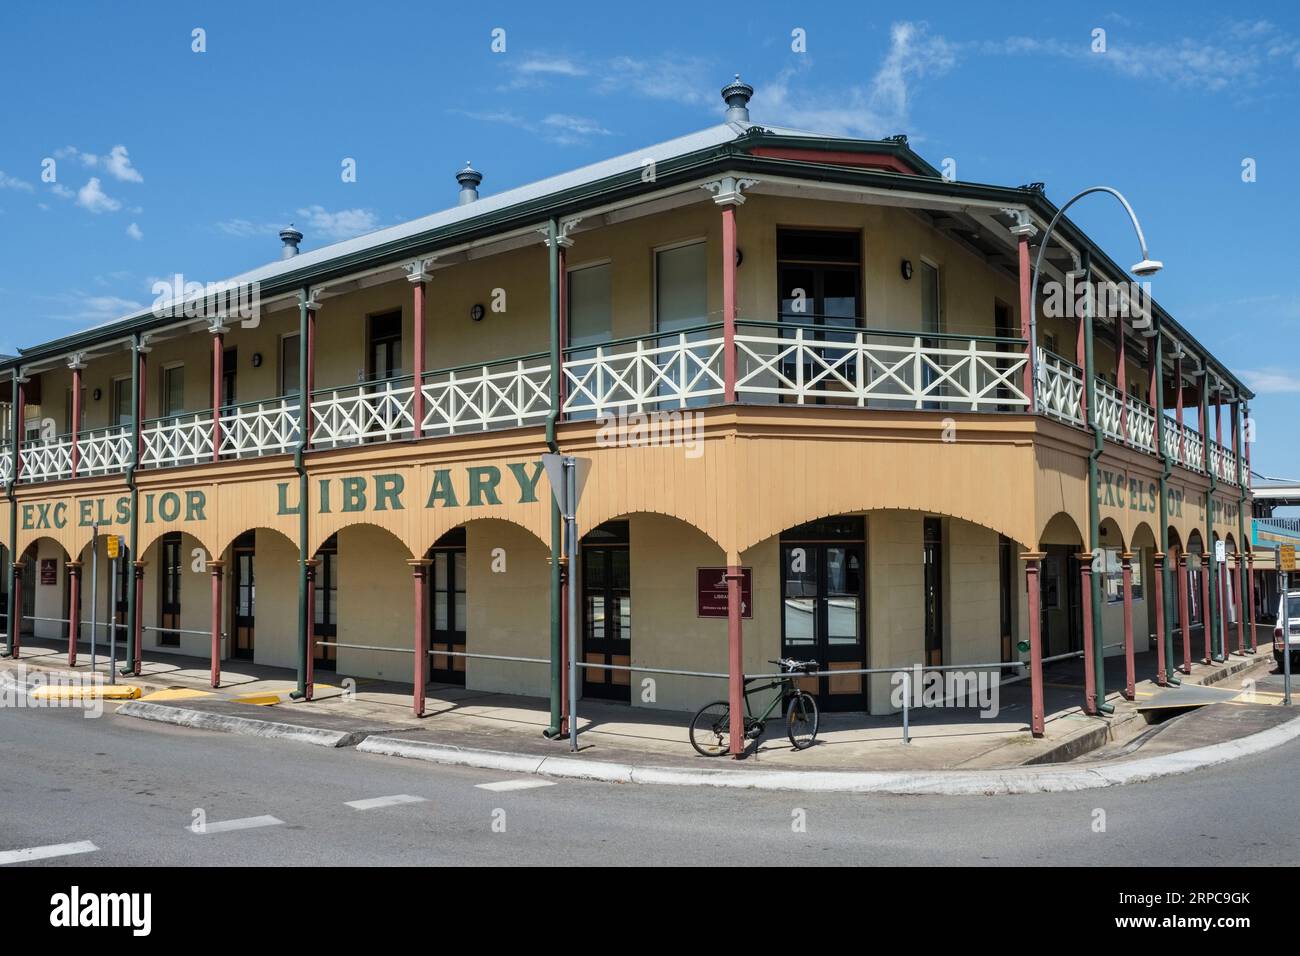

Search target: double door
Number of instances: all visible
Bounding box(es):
[780,539,865,710]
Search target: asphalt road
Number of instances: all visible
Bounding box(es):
[0,700,1294,866]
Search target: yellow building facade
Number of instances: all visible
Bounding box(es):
[0,83,1262,747]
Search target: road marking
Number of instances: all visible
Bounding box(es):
[344,794,427,810]
[476,779,557,793]
[192,815,283,834]
[0,840,99,865]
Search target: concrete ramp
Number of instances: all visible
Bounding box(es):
[1137,684,1240,714]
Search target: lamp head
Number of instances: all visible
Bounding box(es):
[1131,257,1163,277]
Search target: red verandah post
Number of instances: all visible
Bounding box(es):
[209,559,223,688]
[66,560,81,666]
[1079,556,1097,715]
[1153,552,1167,685]
[1121,552,1135,700]
[410,559,430,717]
[726,564,745,756]
[211,324,224,461]
[1178,551,1192,674]
[1023,553,1046,736]
[721,204,738,403]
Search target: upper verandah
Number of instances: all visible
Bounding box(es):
[0,75,1253,490]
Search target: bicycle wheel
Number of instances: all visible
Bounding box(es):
[786,692,819,750]
[689,700,733,757]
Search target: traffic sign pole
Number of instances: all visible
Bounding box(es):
[1280,545,1295,706]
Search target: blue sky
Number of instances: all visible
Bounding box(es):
[1,1,1297,479]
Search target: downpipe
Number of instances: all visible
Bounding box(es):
[542,217,565,740]
[290,292,310,700]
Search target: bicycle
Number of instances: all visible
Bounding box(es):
[688,658,820,757]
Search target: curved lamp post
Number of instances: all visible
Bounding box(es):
[1028,186,1162,716]
[1029,185,1162,373]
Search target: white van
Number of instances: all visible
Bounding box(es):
[1274,590,1300,670]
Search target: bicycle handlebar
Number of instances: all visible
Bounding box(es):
[767,657,820,674]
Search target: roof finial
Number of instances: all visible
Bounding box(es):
[721,73,753,124]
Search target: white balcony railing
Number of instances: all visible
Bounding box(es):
[424,356,552,434]
[219,399,300,458]
[735,326,1028,410]
[1035,348,1085,426]
[78,425,132,476]
[563,330,726,416]
[1094,379,1125,443]
[140,413,215,469]
[311,379,414,449]
[1124,395,1156,453]
[19,435,73,482]
[0,448,10,484]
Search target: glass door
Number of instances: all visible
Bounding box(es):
[580,521,631,702]
[428,529,466,686]
[313,536,337,671]
[158,532,181,646]
[923,518,943,666]
[780,518,866,711]
[231,534,255,660]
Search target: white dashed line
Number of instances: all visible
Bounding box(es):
[192,815,283,834]
[0,840,99,865]
[344,794,427,810]
[476,779,557,792]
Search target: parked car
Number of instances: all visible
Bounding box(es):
[1273,590,1300,671]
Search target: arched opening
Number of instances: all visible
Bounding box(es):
[214,527,298,668]
[1038,512,1086,661]
[19,537,71,644]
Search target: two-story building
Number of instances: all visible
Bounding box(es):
[0,77,1263,754]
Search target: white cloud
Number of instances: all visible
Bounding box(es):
[216,218,275,238]
[0,171,33,192]
[126,222,143,240]
[102,145,143,183]
[76,177,121,213]
[517,57,587,77]
[294,205,380,241]
[597,55,715,105]
[763,21,956,138]
[49,182,74,199]
[990,19,1300,92]
[461,109,612,146]
[1242,369,1300,394]
[37,292,145,325]
[54,146,99,167]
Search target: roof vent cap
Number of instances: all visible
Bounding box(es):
[456,162,483,205]
[721,74,753,124]
[279,224,303,259]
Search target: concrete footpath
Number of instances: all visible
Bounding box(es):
[2,634,1292,794]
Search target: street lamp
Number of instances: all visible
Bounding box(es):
[1029,185,1162,381]
[1028,185,1162,717]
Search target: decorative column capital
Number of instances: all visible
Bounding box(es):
[66,352,87,371]
[207,317,231,335]
[404,257,437,284]
[135,334,153,355]
[407,557,433,574]
[207,559,226,573]
[299,288,325,311]
[1004,207,1038,240]
[66,560,82,572]
[540,218,581,249]
[1019,551,1047,562]
[702,176,758,206]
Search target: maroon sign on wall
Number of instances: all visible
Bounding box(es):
[697,567,752,619]
[40,558,57,586]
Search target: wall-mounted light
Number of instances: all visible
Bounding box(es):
[251,353,263,368]
[92,388,102,402]
[735,248,744,268]
[470,303,485,322]
[900,259,914,281]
